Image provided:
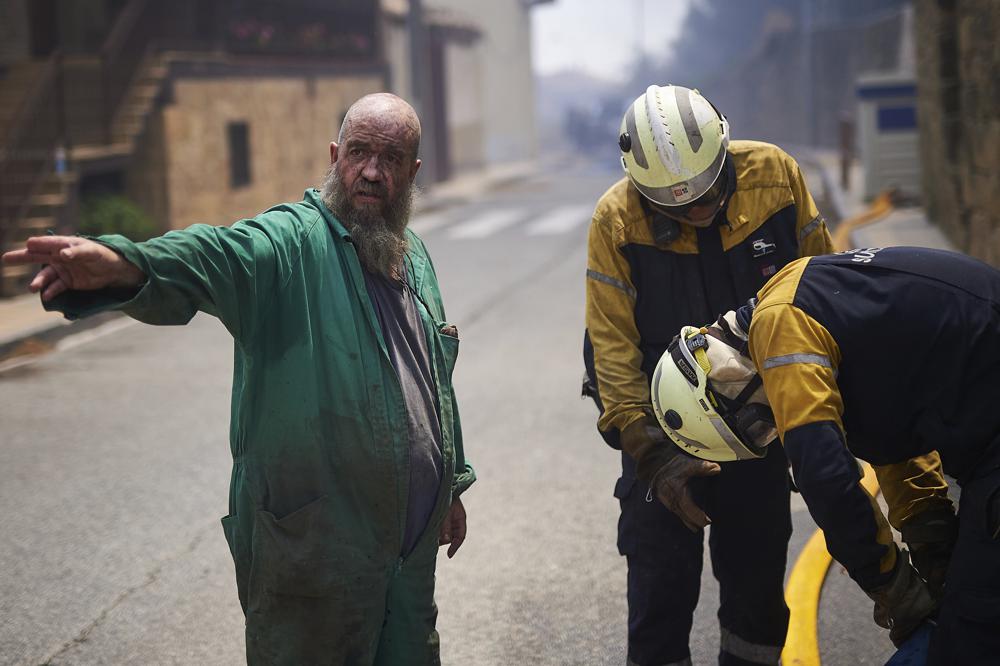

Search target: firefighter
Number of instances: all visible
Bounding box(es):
[650,246,998,662]
[584,83,833,665]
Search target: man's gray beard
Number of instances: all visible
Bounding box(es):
[320,167,416,281]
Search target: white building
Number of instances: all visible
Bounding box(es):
[383,0,551,182]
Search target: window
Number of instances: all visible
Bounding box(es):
[227,122,251,188]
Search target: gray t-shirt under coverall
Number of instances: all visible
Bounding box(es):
[362,269,444,556]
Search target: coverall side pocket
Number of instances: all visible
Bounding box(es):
[614,475,638,557]
[250,495,361,598]
[221,514,240,562]
[614,475,636,500]
[221,514,251,614]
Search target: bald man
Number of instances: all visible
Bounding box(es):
[2,93,475,665]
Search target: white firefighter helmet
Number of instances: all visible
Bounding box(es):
[618,84,730,210]
[650,318,776,462]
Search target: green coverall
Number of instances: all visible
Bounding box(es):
[50,189,475,665]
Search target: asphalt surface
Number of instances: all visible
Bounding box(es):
[0,156,896,664]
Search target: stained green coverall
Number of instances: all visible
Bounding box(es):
[50,189,475,665]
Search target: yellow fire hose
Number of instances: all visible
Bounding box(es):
[830,190,895,251]
[782,464,880,664]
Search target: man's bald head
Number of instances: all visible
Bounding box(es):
[338,93,421,159]
[323,93,423,281]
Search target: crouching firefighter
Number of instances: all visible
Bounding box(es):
[649,246,1000,662]
[583,83,833,665]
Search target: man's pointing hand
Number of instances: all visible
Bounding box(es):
[1,236,146,301]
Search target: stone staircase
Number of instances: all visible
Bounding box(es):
[70,54,170,163]
[1,53,169,296]
[0,172,78,295]
[113,55,168,146]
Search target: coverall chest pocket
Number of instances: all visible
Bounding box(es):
[250,495,370,600]
[438,324,460,378]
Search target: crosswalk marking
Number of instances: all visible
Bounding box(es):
[408,211,453,235]
[525,204,593,236]
[409,204,591,239]
[447,209,524,239]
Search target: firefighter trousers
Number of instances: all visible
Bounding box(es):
[927,462,1000,664]
[616,444,792,666]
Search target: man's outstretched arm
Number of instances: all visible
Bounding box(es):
[2,213,297,340]
[2,236,146,301]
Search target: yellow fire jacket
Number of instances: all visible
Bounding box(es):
[586,140,833,445]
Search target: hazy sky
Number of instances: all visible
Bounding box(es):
[531,0,692,81]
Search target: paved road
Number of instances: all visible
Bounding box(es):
[0,157,894,664]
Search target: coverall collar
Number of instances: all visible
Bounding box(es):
[306,188,427,294]
[307,188,352,241]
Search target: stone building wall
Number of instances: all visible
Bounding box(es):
[915,0,1000,262]
[126,111,170,231]
[129,73,382,231]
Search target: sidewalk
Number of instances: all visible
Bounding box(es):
[850,206,955,251]
[797,147,955,252]
[0,160,538,364]
[415,159,537,214]
[0,292,121,363]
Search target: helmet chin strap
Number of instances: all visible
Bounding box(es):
[715,153,737,219]
[711,374,775,456]
[713,318,748,355]
[732,372,765,407]
[701,331,775,447]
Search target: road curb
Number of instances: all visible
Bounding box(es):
[0,311,123,363]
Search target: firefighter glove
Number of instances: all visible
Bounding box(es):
[901,507,957,602]
[621,417,721,531]
[866,548,938,647]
